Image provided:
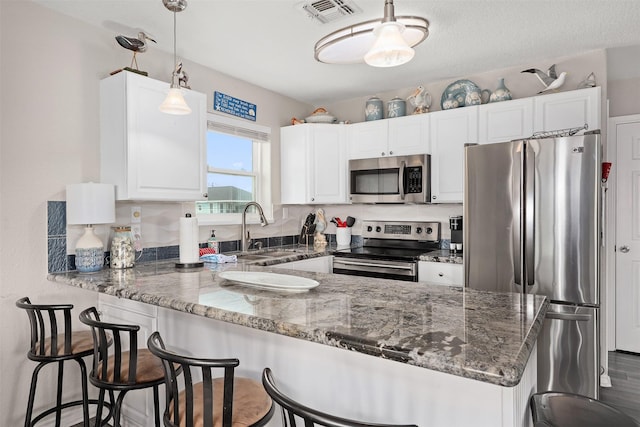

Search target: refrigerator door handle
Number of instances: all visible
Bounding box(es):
[525,142,535,287]
[546,311,592,322]
[514,143,524,287]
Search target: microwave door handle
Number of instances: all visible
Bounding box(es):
[399,160,406,200]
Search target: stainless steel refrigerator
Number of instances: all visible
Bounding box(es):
[464,131,601,399]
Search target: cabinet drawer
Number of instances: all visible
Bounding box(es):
[418,261,463,286]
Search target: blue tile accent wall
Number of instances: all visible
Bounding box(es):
[47,200,358,272]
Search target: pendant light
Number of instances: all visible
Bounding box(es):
[314,0,428,67]
[159,0,191,115]
[364,0,414,67]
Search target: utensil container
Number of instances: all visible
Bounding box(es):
[336,227,351,246]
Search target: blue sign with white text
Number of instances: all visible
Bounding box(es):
[213,91,256,121]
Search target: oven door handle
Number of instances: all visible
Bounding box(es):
[399,160,406,201]
[333,259,414,271]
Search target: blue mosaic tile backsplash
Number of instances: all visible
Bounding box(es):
[48,201,353,273]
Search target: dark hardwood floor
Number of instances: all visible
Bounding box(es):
[601,351,640,423]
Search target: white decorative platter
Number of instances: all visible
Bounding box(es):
[305,114,336,123]
[218,271,319,292]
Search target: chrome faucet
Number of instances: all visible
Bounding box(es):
[241,202,269,252]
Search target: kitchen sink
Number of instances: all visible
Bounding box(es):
[235,248,301,262]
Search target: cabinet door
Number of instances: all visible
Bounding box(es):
[280,125,310,204]
[478,98,534,144]
[310,126,347,204]
[98,295,158,427]
[533,87,601,132]
[100,71,207,201]
[347,120,389,159]
[430,107,479,203]
[388,114,430,155]
[418,261,463,285]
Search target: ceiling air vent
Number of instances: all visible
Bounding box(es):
[301,0,362,24]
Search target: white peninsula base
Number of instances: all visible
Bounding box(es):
[157,307,537,427]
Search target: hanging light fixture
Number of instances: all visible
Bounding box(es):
[314,0,428,67]
[159,0,191,115]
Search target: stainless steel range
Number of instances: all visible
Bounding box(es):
[332,220,441,282]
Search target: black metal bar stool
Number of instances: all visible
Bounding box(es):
[16,297,112,427]
[262,368,418,427]
[530,391,640,427]
[147,331,275,427]
[79,306,165,427]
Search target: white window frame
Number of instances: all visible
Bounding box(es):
[195,113,272,226]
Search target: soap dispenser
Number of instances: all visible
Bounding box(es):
[207,230,218,253]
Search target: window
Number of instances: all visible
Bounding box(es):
[196,114,271,224]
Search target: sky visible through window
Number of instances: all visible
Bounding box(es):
[206,132,253,192]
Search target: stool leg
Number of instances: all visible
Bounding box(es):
[112,390,128,427]
[25,362,47,427]
[153,385,160,427]
[55,360,64,427]
[75,358,90,427]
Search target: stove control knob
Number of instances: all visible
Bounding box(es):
[375,226,382,233]
[367,226,373,232]
[426,227,433,235]
[416,227,422,234]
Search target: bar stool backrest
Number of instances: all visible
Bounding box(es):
[79,306,141,385]
[147,331,242,427]
[16,296,75,359]
[262,368,418,427]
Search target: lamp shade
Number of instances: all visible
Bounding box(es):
[159,87,192,115]
[364,21,415,67]
[66,183,116,225]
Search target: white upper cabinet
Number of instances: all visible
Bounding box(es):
[100,71,207,201]
[533,86,601,132]
[348,115,429,159]
[281,124,348,204]
[478,98,534,144]
[430,106,479,203]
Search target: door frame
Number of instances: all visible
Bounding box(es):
[606,114,640,355]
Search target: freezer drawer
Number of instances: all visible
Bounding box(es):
[537,304,599,399]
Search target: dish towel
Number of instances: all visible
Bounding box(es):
[200,253,238,264]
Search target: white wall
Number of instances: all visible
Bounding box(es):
[0,2,310,425]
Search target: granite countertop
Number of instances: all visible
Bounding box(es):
[420,249,463,264]
[48,250,547,387]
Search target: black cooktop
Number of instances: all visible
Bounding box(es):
[333,245,437,262]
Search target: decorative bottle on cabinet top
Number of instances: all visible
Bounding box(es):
[489,78,513,103]
[365,96,383,121]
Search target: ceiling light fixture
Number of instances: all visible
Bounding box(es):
[314,0,428,68]
[159,0,191,115]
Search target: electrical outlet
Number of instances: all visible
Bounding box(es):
[131,206,141,223]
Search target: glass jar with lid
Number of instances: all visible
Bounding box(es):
[110,226,135,269]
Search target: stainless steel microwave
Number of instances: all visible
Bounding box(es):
[349,154,431,203]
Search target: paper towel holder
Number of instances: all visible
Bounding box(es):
[176,213,204,269]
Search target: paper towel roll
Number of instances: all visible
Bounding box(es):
[179,214,200,264]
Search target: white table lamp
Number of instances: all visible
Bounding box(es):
[66,183,116,272]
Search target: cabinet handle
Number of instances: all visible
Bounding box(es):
[389,151,393,155]
[202,193,208,198]
[438,272,444,277]
[311,197,315,202]
[432,196,437,200]
[381,152,386,156]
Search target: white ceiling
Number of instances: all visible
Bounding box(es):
[33,0,640,105]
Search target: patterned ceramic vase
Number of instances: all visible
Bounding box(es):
[489,78,513,103]
[365,96,384,121]
[387,96,406,118]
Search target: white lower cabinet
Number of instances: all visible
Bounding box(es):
[97,294,159,427]
[273,256,333,273]
[418,261,464,286]
[281,124,347,204]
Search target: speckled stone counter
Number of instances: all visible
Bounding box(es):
[48,252,547,388]
[420,249,463,264]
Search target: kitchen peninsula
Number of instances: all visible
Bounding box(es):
[49,255,548,427]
